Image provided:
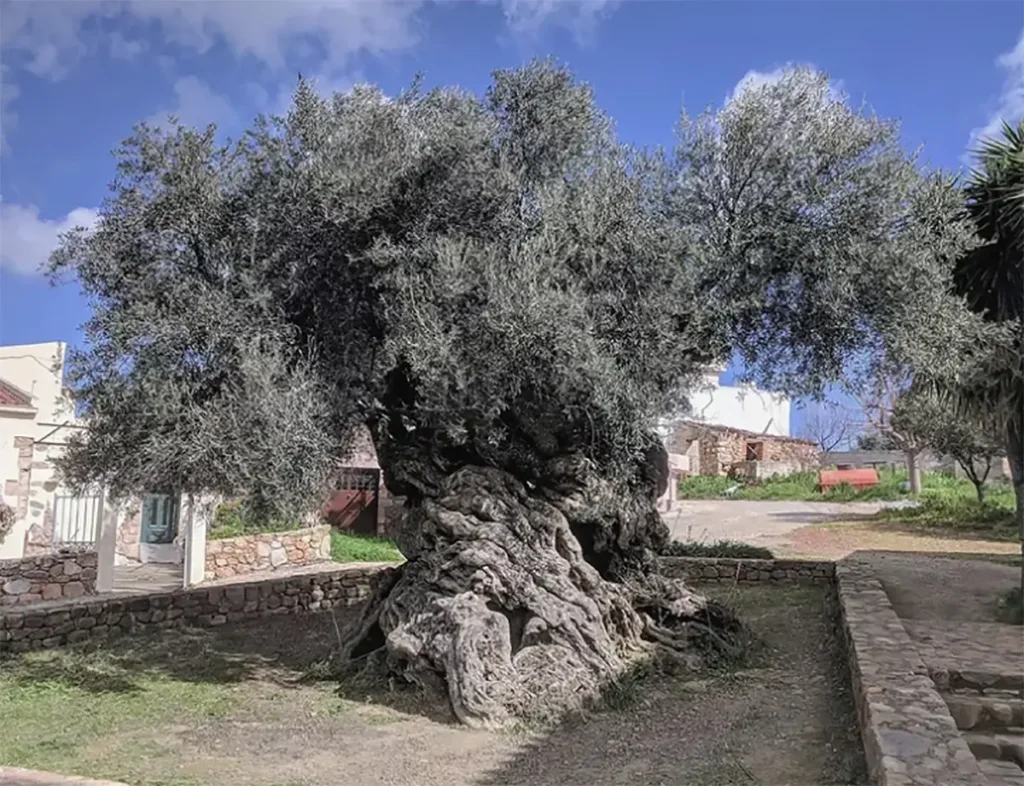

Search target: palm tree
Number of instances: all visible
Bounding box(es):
[954,120,1024,589]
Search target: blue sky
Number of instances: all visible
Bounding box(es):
[1,0,1022,439]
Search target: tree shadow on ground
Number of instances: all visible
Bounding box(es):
[1,607,363,696]
[467,585,868,786]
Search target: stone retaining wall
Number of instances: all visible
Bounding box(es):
[836,560,987,786]
[0,563,388,653]
[205,524,331,580]
[0,549,97,606]
[660,556,834,584]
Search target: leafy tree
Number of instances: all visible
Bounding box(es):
[927,407,1005,503]
[953,121,1024,527]
[948,120,1024,604]
[49,64,977,727]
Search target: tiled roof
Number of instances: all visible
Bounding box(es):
[0,378,34,408]
[680,419,817,446]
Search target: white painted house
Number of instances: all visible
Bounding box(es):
[0,341,80,559]
[685,366,791,437]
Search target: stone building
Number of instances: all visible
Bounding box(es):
[667,420,819,478]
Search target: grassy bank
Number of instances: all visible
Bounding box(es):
[329,530,402,563]
[678,468,1015,506]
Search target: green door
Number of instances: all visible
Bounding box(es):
[140,493,179,544]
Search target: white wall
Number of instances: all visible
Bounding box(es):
[0,342,72,558]
[684,368,791,437]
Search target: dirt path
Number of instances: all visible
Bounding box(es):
[1,588,867,786]
[663,500,884,547]
[854,551,1020,622]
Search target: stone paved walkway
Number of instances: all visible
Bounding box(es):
[848,553,1024,786]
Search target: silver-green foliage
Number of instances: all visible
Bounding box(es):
[49,63,977,517]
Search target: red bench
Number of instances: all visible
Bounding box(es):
[819,468,879,492]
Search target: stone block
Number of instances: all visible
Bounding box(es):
[63,561,82,576]
[63,581,87,598]
[40,581,61,601]
[2,578,31,595]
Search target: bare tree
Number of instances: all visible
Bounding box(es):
[799,404,854,452]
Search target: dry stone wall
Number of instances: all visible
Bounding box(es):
[0,549,97,606]
[205,524,331,580]
[0,563,387,653]
[659,556,834,584]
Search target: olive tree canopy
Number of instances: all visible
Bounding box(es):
[50,63,978,726]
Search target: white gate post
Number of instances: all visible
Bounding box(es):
[94,488,117,593]
[182,494,207,588]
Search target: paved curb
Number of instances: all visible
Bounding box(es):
[0,767,128,785]
[836,560,989,786]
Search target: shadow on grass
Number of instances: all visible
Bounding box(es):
[1,608,363,696]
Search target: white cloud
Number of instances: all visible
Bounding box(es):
[500,0,618,43]
[0,1,426,81]
[966,30,1024,158]
[0,64,19,155]
[0,202,99,276]
[147,76,241,132]
[726,63,845,106]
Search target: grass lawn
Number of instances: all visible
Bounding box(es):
[679,467,1015,505]
[0,588,866,786]
[329,530,402,563]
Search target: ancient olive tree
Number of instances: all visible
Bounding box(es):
[50,64,976,727]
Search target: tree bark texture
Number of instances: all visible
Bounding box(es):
[339,443,741,728]
[906,449,922,494]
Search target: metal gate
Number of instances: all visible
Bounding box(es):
[52,493,103,550]
[323,468,380,535]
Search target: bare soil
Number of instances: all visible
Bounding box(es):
[1,586,867,786]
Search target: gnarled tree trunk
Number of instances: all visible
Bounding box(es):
[339,429,742,728]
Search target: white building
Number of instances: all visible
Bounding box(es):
[0,341,80,559]
[685,366,791,437]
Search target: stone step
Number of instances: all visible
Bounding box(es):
[939,670,1024,696]
[945,694,1024,732]
[980,759,1024,786]
[964,731,1024,767]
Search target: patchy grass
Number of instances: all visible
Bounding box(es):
[678,467,1016,507]
[995,586,1023,625]
[329,530,402,563]
[870,497,1017,542]
[659,540,774,560]
[0,589,865,786]
[0,646,240,785]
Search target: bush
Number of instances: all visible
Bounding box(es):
[329,530,402,563]
[209,498,305,540]
[659,540,774,559]
[873,496,1017,541]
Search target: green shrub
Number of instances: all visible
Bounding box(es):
[659,540,774,559]
[329,530,402,563]
[873,497,1017,541]
[677,467,1017,506]
[209,498,305,540]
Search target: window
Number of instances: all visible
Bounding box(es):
[140,492,179,544]
[745,442,764,461]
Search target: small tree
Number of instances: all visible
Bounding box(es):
[855,372,930,493]
[928,410,1005,503]
[799,404,854,452]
